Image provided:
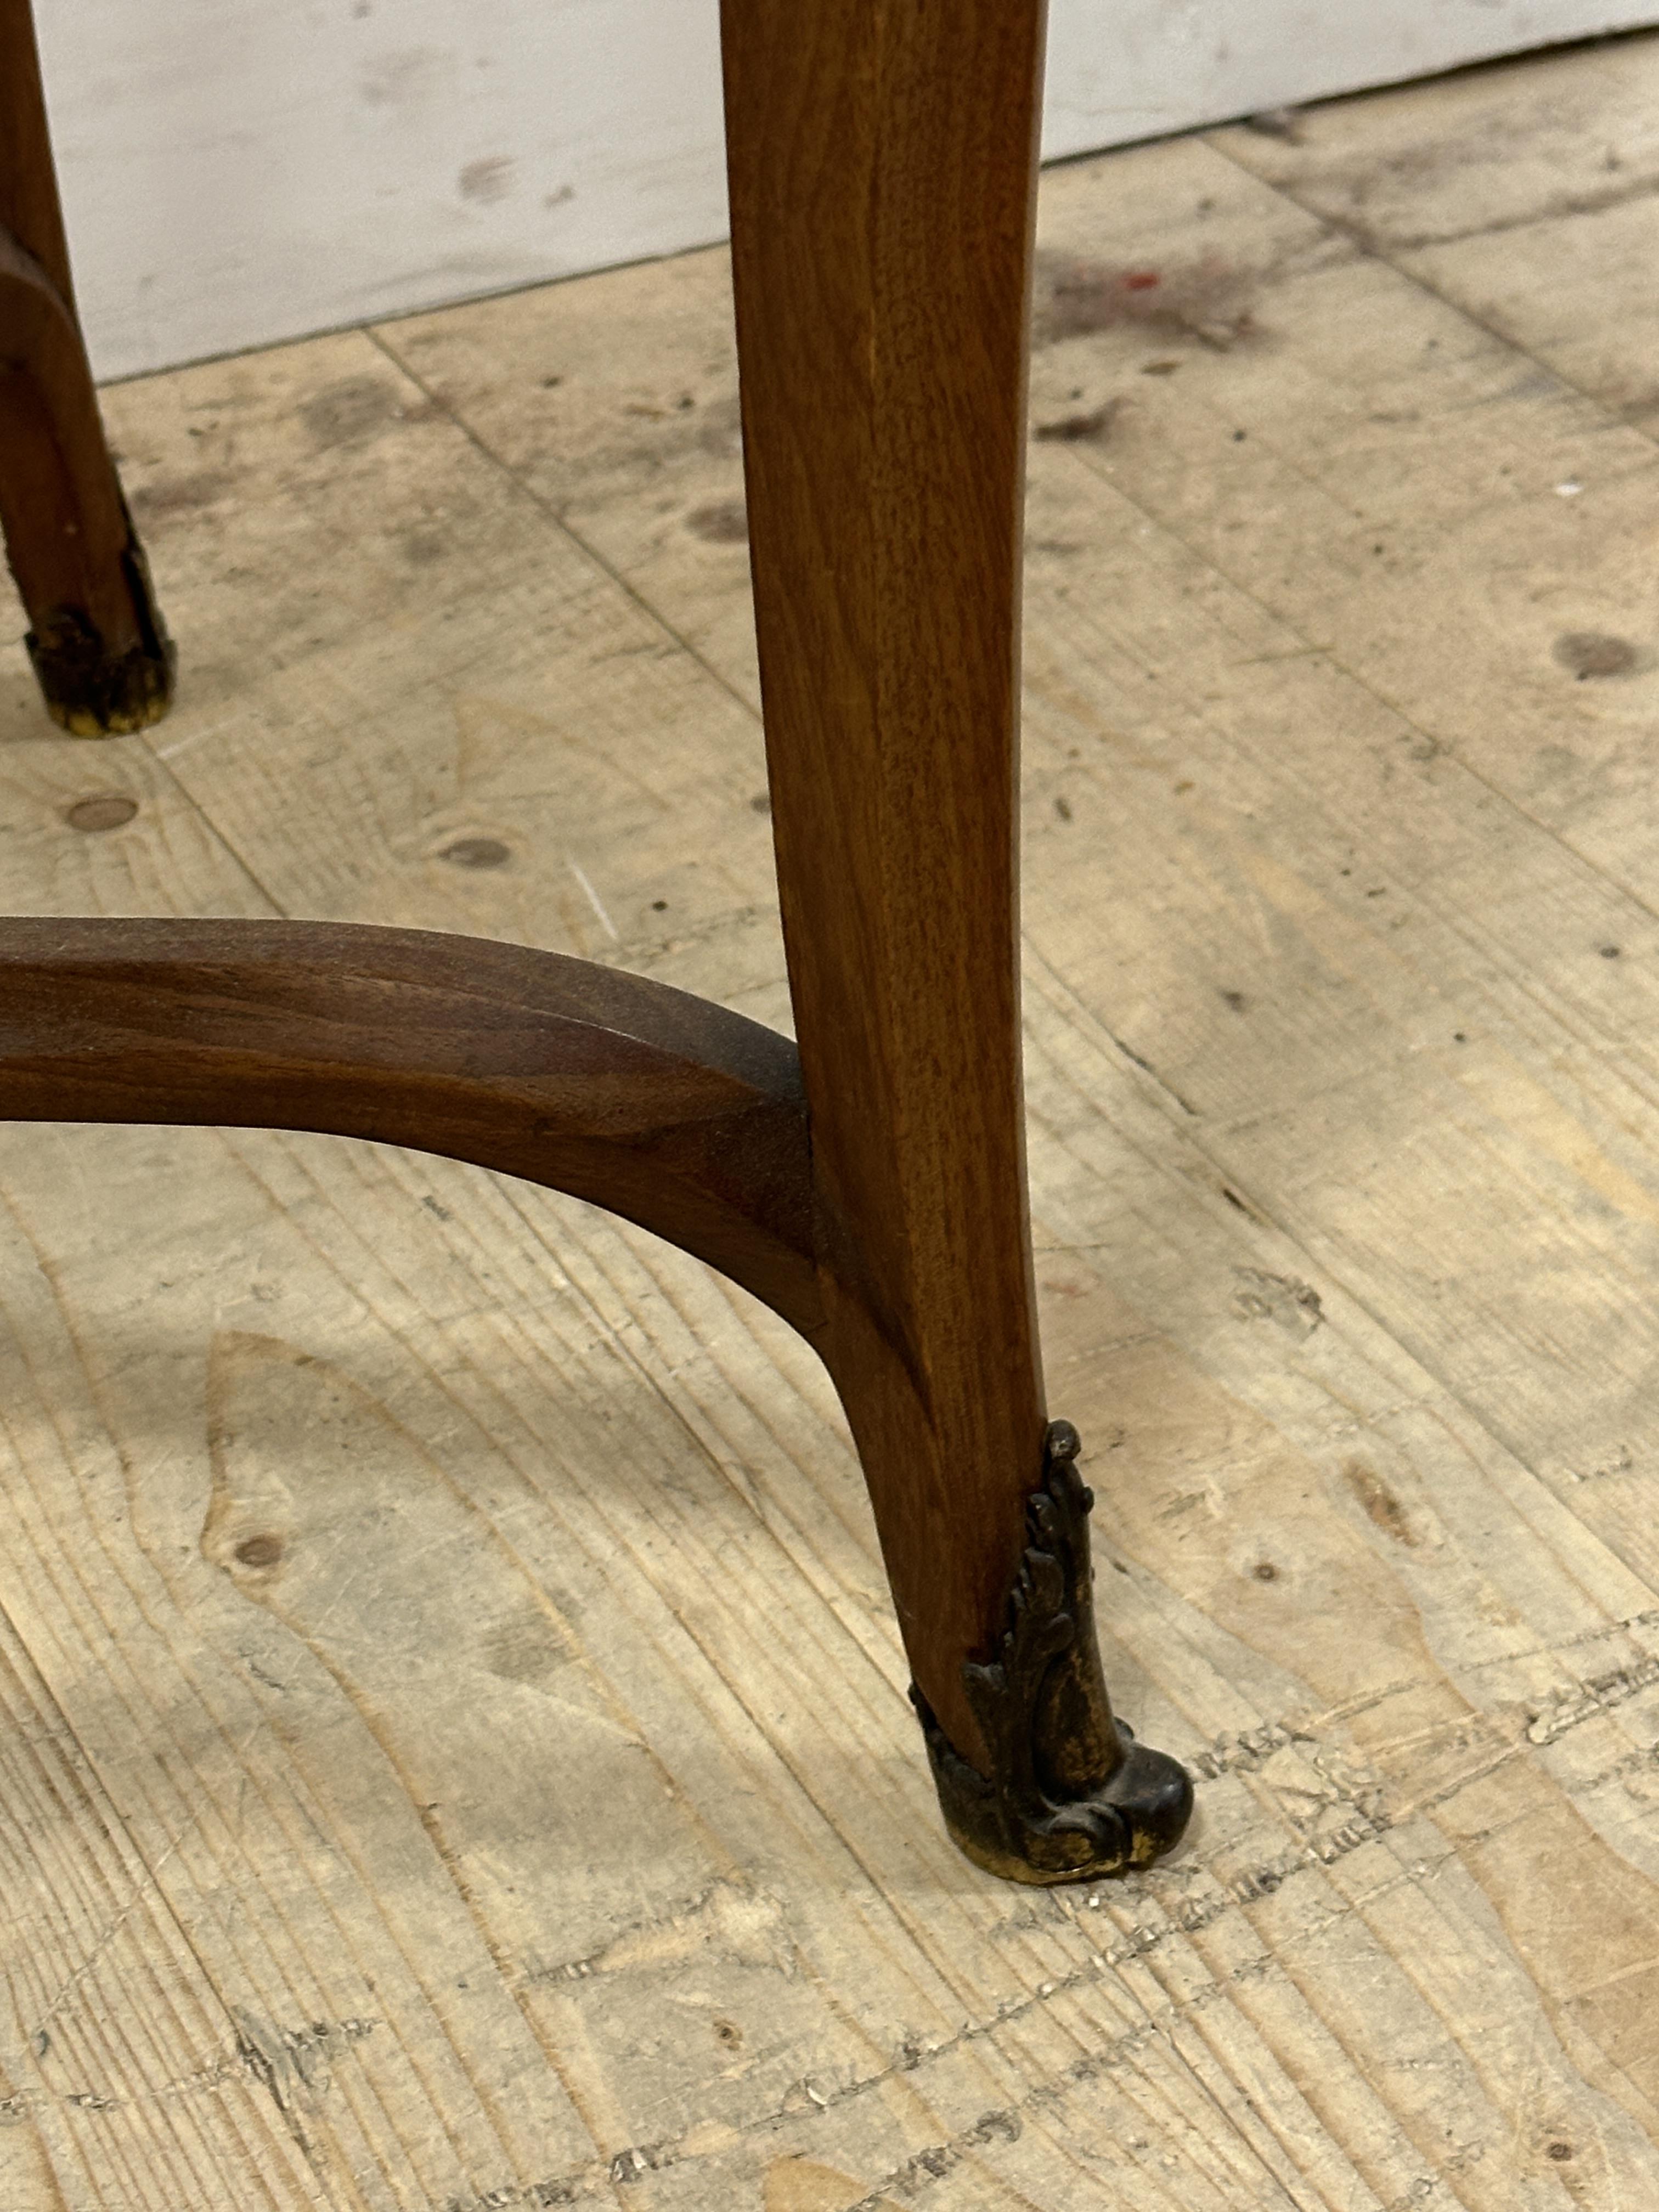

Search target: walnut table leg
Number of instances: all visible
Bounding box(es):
[721,0,1192,1879]
[1,0,174,733]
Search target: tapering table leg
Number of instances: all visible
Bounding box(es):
[1,0,174,733]
[721,0,1191,1879]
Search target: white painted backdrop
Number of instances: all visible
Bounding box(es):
[34,0,1658,381]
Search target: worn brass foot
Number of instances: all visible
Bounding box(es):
[912,1420,1193,1884]
[27,541,176,736]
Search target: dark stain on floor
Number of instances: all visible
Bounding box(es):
[1034,252,1261,353]
[686,499,749,544]
[1554,630,1638,679]
[300,375,408,451]
[1033,399,1120,443]
[1343,1460,1419,1547]
[130,468,236,520]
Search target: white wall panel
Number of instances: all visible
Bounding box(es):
[1042,0,1653,156]
[32,0,1657,381]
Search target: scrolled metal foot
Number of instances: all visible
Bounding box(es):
[912,1420,1193,1884]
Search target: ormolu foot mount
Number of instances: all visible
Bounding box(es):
[914,1425,1193,1883]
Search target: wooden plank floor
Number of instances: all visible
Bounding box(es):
[4,31,1659,2210]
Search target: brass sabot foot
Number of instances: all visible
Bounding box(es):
[913,1421,1193,1884]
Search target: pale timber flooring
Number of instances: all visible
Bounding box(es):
[3,32,1659,2212]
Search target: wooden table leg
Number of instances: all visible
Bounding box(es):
[0,0,174,733]
[721,0,1192,1878]
[0,0,1190,1886]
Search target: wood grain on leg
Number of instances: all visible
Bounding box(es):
[721,0,1190,1874]
[0,0,174,732]
[721,0,1048,1762]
